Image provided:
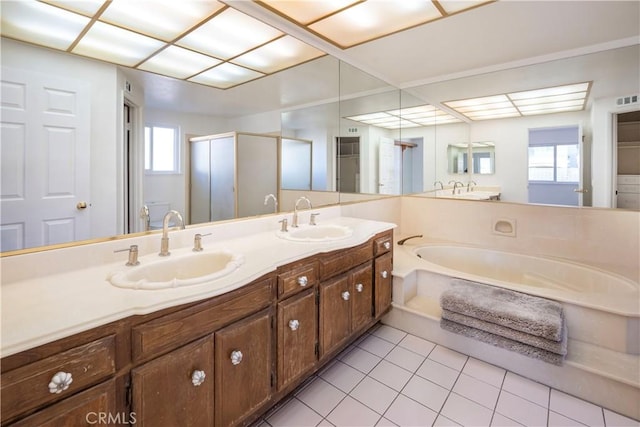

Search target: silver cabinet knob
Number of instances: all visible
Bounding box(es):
[230,350,243,365]
[355,283,364,293]
[297,276,308,287]
[191,370,206,386]
[341,291,350,301]
[384,242,391,250]
[381,271,388,279]
[48,371,73,394]
[289,319,300,331]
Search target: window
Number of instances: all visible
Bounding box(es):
[144,125,180,173]
[528,144,579,182]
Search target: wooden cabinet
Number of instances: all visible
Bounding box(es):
[2,228,394,426]
[277,288,317,390]
[131,336,214,427]
[215,308,273,427]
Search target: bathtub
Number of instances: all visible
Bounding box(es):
[413,244,639,316]
[384,242,640,420]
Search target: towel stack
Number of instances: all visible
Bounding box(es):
[440,279,567,365]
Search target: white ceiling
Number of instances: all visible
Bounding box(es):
[128,0,640,117]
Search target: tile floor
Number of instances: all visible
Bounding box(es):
[257,324,639,427]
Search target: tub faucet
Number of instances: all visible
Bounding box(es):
[159,210,185,256]
[452,181,464,194]
[292,196,312,228]
[434,181,444,190]
[264,193,278,213]
[397,235,423,245]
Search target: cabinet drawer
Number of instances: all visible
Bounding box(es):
[132,278,273,363]
[319,242,373,280]
[1,335,116,424]
[618,193,640,209]
[617,184,640,194]
[278,262,318,298]
[618,175,640,184]
[374,233,393,256]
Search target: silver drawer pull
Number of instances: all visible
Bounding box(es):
[48,371,73,394]
[381,271,388,279]
[384,241,391,250]
[191,370,206,386]
[297,276,308,287]
[230,350,243,365]
[355,283,364,292]
[289,319,300,331]
[341,291,350,301]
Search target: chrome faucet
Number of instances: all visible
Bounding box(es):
[467,181,477,192]
[264,193,278,213]
[159,210,185,256]
[452,181,464,194]
[292,196,312,228]
[434,181,444,190]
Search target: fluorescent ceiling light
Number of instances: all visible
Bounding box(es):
[0,1,90,50]
[345,104,461,129]
[258,0,494,48]
[444,82,591,120]
[232,36,324,74]
[177,8,282,60]
[189,63,264,89]
[72,21,164,67]
[98,0,225,41]
[138,46,222,79]
[41,0,107,17]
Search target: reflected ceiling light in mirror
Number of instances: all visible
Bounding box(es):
[232,36,324,74]
[257,0,494,48]
[188,62,265,89]
[444,82,591,120]
[138,46,222,79]
[177,8,282,60]
[0,1,90,50]
[346,104,461,129]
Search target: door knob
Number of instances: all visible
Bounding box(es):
[76,201,88,210]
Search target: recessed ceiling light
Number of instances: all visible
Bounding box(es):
[345,104,461,129]
[232,36,324,74]
[257,0,360,25]
[189,63,264,89]
[138,46,222,79]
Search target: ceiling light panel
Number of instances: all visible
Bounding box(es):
[177,8,282,60]
[99,0,226,41]
[72,21,165,67]
[1,1,90,50]
[309,0,442,48]
[508,82,590,100]
[189,62,264,89]
[138,46,222,79]
[232,35,324,74]
[439,0,494,15]
[258,0,360,25]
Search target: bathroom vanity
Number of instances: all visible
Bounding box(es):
[0,222,393,426]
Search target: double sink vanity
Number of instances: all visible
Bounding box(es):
[0,210,395,426]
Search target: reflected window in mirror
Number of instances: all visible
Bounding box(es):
[145,125,180,174]
[471,142,495,174]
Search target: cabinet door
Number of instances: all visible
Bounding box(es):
[319,275,351,357]
[375,253,393,317]
[215,308,273,427]
[131,336,214,427]
[351,262,373,332]
[9,380,117,427]
[277,288,317,390]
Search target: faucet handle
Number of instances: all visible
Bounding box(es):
[114,245,140,266]
[278,218,288,232]
[309,213,320,226]
[193,233,212,252]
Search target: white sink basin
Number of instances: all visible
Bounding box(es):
[108,250,244,290]
[277,224,353,242]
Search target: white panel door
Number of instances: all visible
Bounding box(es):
[378,137,396,194]
[1,68,90,251]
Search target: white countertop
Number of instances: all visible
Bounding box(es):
[1,214,395,357]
